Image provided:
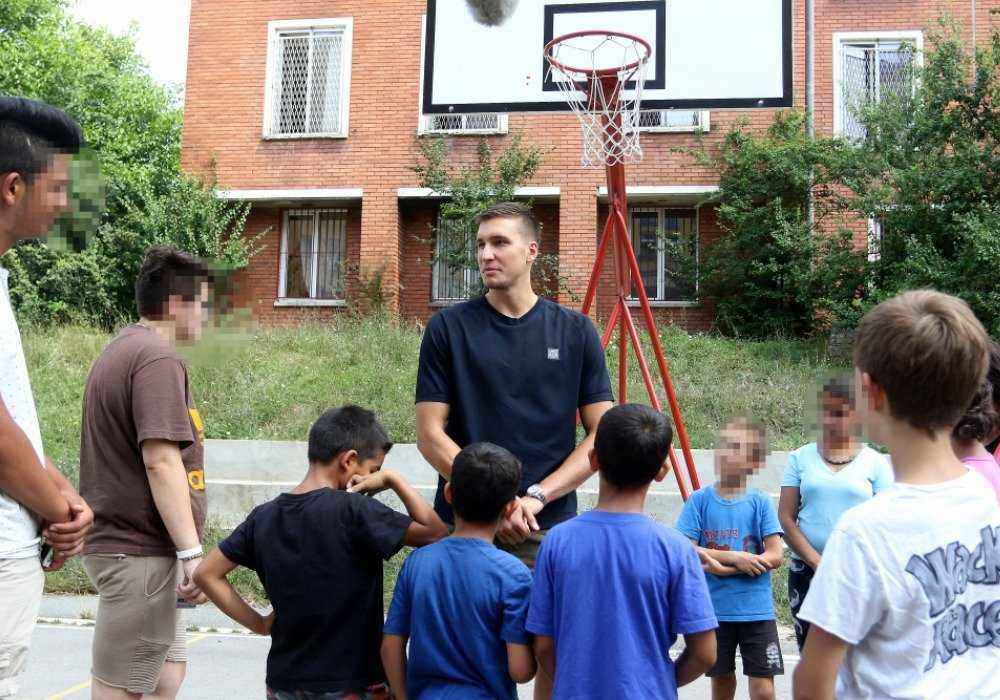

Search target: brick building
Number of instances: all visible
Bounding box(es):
[181,1,990,330]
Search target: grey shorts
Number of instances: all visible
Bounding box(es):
[83,554,187,694]
[496,529,548,570]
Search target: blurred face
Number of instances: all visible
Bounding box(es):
[476,216,538,291]
[714,425,765,483]
[821,393,856,441]
[1,154,72,238]
[167,282,210,345]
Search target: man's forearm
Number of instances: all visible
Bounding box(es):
[381,635,409,700]
[416,429,461,481]
[46,460,80,498]
[0,411,70,523]
[537,430,597,501]
[146,456,199,550]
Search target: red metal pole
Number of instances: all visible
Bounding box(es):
[581,208,617,317]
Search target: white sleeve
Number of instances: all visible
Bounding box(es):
[797,526,888,645]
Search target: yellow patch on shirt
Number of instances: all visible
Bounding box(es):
[188,469,206,491]
[188,408,205,442]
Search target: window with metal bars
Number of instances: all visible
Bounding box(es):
[432,217,480,302]
[279,209,348,300]
[632,109,709,133]
[265,19,352,138]
[839,38,916,140]
[628,208,698,302]
[420,113,508,135]
[867,217,885,263]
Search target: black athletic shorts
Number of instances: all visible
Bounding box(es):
[706,619,785,678]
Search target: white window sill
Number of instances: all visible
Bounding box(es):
[274,298,347,308]
[626,300,700,308]
[262,133,348,140]
[430,299,468,307]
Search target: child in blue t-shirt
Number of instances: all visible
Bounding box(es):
[527,404,718,700]
[676,415,784,700]
[382,442,536,699]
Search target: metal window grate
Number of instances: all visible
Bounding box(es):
[421,113,507,135]
[632,109,706,132]
[841,40,913,140]
[867,218,884,262]
[270,28,345,137]
[281,209,347,299]
[628,208,698,302]
[432,217,479,301]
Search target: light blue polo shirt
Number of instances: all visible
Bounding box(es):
[780,442,893,558]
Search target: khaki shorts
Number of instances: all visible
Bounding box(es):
[0,557,44,698]
[496,529,548,570]
[83,554,187,694]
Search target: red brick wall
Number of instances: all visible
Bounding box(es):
[182,0,987,331]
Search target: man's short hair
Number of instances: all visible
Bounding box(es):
[450,442,522,523]
[854,290,989,431]
[308,405,393,464]
[0,97,83,181]
[134,246,210,319]
[595,403,673,490]
[474,201,540,242]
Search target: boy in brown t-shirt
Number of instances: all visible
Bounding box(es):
[79,246,211,700]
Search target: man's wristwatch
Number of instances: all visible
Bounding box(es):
[526,484,548,506]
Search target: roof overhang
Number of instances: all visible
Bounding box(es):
[215,188,363,208]
[396,186,560,201]
[597,185,720,205]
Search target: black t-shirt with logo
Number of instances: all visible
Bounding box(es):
[415,296,613,529]
[219,488,411,693]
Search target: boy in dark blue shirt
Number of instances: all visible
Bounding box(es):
[381,442,535,699]
[526,403,718,699]
[194,406,448,699]
[676,415,785,700]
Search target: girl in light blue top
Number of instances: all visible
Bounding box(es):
[777,376,893,650]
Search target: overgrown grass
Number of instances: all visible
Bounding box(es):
[23,318,845,485]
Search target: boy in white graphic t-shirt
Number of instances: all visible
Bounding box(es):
[793,290,1000,699]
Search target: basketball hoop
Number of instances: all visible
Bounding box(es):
[543,29,701,500]
[544,30,652,167]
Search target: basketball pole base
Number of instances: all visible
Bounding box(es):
[579,160,701,500]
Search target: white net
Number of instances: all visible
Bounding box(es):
[544,32,651,167]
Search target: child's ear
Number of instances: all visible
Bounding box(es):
[444,482,454,505]
[339,449,359,473]
[588,448,600,474]
[654,459,670,482]
[859,371,887,412]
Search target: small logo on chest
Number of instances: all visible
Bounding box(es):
[547,348,560,360]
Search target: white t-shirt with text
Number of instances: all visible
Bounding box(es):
[799,470,1000,699]
[0,267,44,558]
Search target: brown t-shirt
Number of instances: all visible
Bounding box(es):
[80,324,207,556]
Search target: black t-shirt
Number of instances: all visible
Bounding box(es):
[415,296,613,529]
[219,488,411,693]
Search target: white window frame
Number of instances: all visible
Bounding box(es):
[263,17,354,139]
[627,206,700,306]
[833,30,923,137]
[635,109,711,133]
[276,208,348,306]
[430,215,479,304]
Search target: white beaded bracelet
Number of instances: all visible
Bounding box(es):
[176,546,204,561]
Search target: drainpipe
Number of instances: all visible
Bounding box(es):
[806,0,815,231]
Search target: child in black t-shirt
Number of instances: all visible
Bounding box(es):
[195,405,448,699]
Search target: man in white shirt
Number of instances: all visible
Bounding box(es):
[793,290,1000,699]
[0,96,94,698]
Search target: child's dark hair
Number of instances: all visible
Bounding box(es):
[988,341,1000,410]
[450,442,522,523]
[595,403,673,489]
[821,375,854,404]
[953,380,1000,444]
[0,96,83,180]
[308,405,393,464]
[134,246,210,318]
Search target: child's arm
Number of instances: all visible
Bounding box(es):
[779,486,822,569]
[533,635,556,690]
[697,546,767,576]
[675,630,717,687]
[193,548,273,635]
[792,625,848,700]
[507,642,537,683]
[693,543,740,576]
[756,533,784,570]
[381,634,409,700]
[348,469,448,546]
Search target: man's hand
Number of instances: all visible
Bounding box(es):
[347,469,396,496]
[496,497,542,546]
[730,551,768,576]
[178,557,208,605]
[43,498,93,559]
[43,555,66,573]
[255,610,276,636]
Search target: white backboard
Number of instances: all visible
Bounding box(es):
[424,0,793,113]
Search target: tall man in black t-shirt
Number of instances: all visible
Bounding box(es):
[415,202,614,568]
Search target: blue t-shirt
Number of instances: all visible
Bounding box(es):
[415,296,613,529]
[675,486,783,622]
[383,537,532,700]
[780,443,893,558]
[526,511,716,700]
